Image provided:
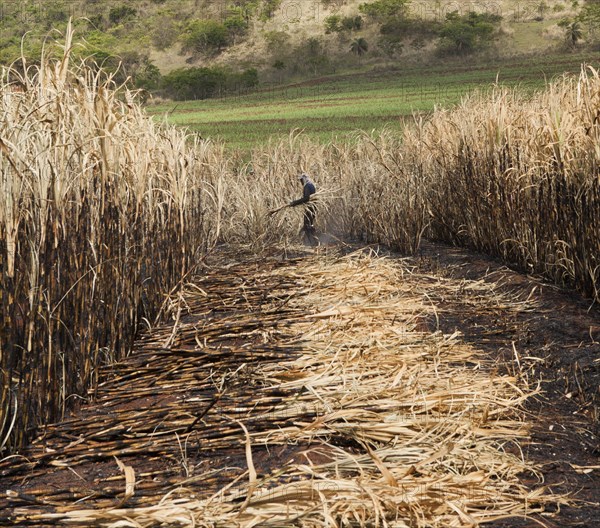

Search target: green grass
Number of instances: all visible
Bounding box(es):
[509,20,557,51]
[146,52,600,151]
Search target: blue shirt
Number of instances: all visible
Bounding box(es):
[290,180,316,206]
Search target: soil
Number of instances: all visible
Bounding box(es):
[1,240,599,527]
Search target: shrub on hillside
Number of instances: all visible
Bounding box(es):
[162,67,227,100]
[378,34,403,57]
[380,16,438,38]
[86,13,106,31]
[325,15,363,34]
[224,8,249,42]
[230,68,259,91]
[108,5,137,26]
[359,0,409,21]
[44,4,69,26]
[263,30,290,52]
[343,15,363,31]
[324,15,342,33]
[161,67,259,99]
[260,0,282,20]
[297,38,331,75]
[359,0,437,53]
[437,11,502,55]
[577,3,600,42]
[182,19,229,55]
[150,12,180,50]
[133,60,162,91]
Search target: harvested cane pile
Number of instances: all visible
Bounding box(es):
[1,251,561,527]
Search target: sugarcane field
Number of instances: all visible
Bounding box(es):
[1,24,600,528]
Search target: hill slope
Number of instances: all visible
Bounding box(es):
[0,0,584,83]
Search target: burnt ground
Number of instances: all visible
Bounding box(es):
[1,241,599,527]
[0,257,342,526]
[413,241,600,527]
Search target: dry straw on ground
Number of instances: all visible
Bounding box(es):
[2,251,564,527]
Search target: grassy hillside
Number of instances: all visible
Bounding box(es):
[0,0,588,87]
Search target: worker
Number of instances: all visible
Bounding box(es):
[288,173,317,244]
[268,173,318,245]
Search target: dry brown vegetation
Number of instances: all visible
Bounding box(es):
[0,32,226,453]
[247,67,600,302]
[233,67,600,307]
[2,252,564,527]
[415,69,600,299]
[0,30,422,454]
[2,26,600,482]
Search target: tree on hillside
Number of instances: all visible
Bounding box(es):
[182,19,229,55]
[117,50,159,86]
[325,15,363,34]
[359,0,436,55]
[229,68,259,93]
[263,30,290,53]
[260,0,282,21]
[535,1,549,21]
[437,11,502,55]
[324,15,342,34]
[343,16,363,31]
[378,34,403,57]
[161,66,259,100]
[224,9,249,44]
[135,61,162,91]
[108,6,137,26]
[298,38,330,75]
[359,0,410,22]
[577,4,600,41]
[272,59,286,82]
[350,37,369,56]
[162,67,227,99]
[558,19,583,47]
[150,12,179,50]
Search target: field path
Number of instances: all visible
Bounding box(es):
[1,245,599,527]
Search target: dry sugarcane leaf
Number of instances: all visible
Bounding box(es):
[363,443,398,487]
[114,456,136,505]
[305,305,356,319]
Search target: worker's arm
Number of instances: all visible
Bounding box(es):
[289,182,315,207]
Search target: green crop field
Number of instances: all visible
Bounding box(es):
[146,53,600,151]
